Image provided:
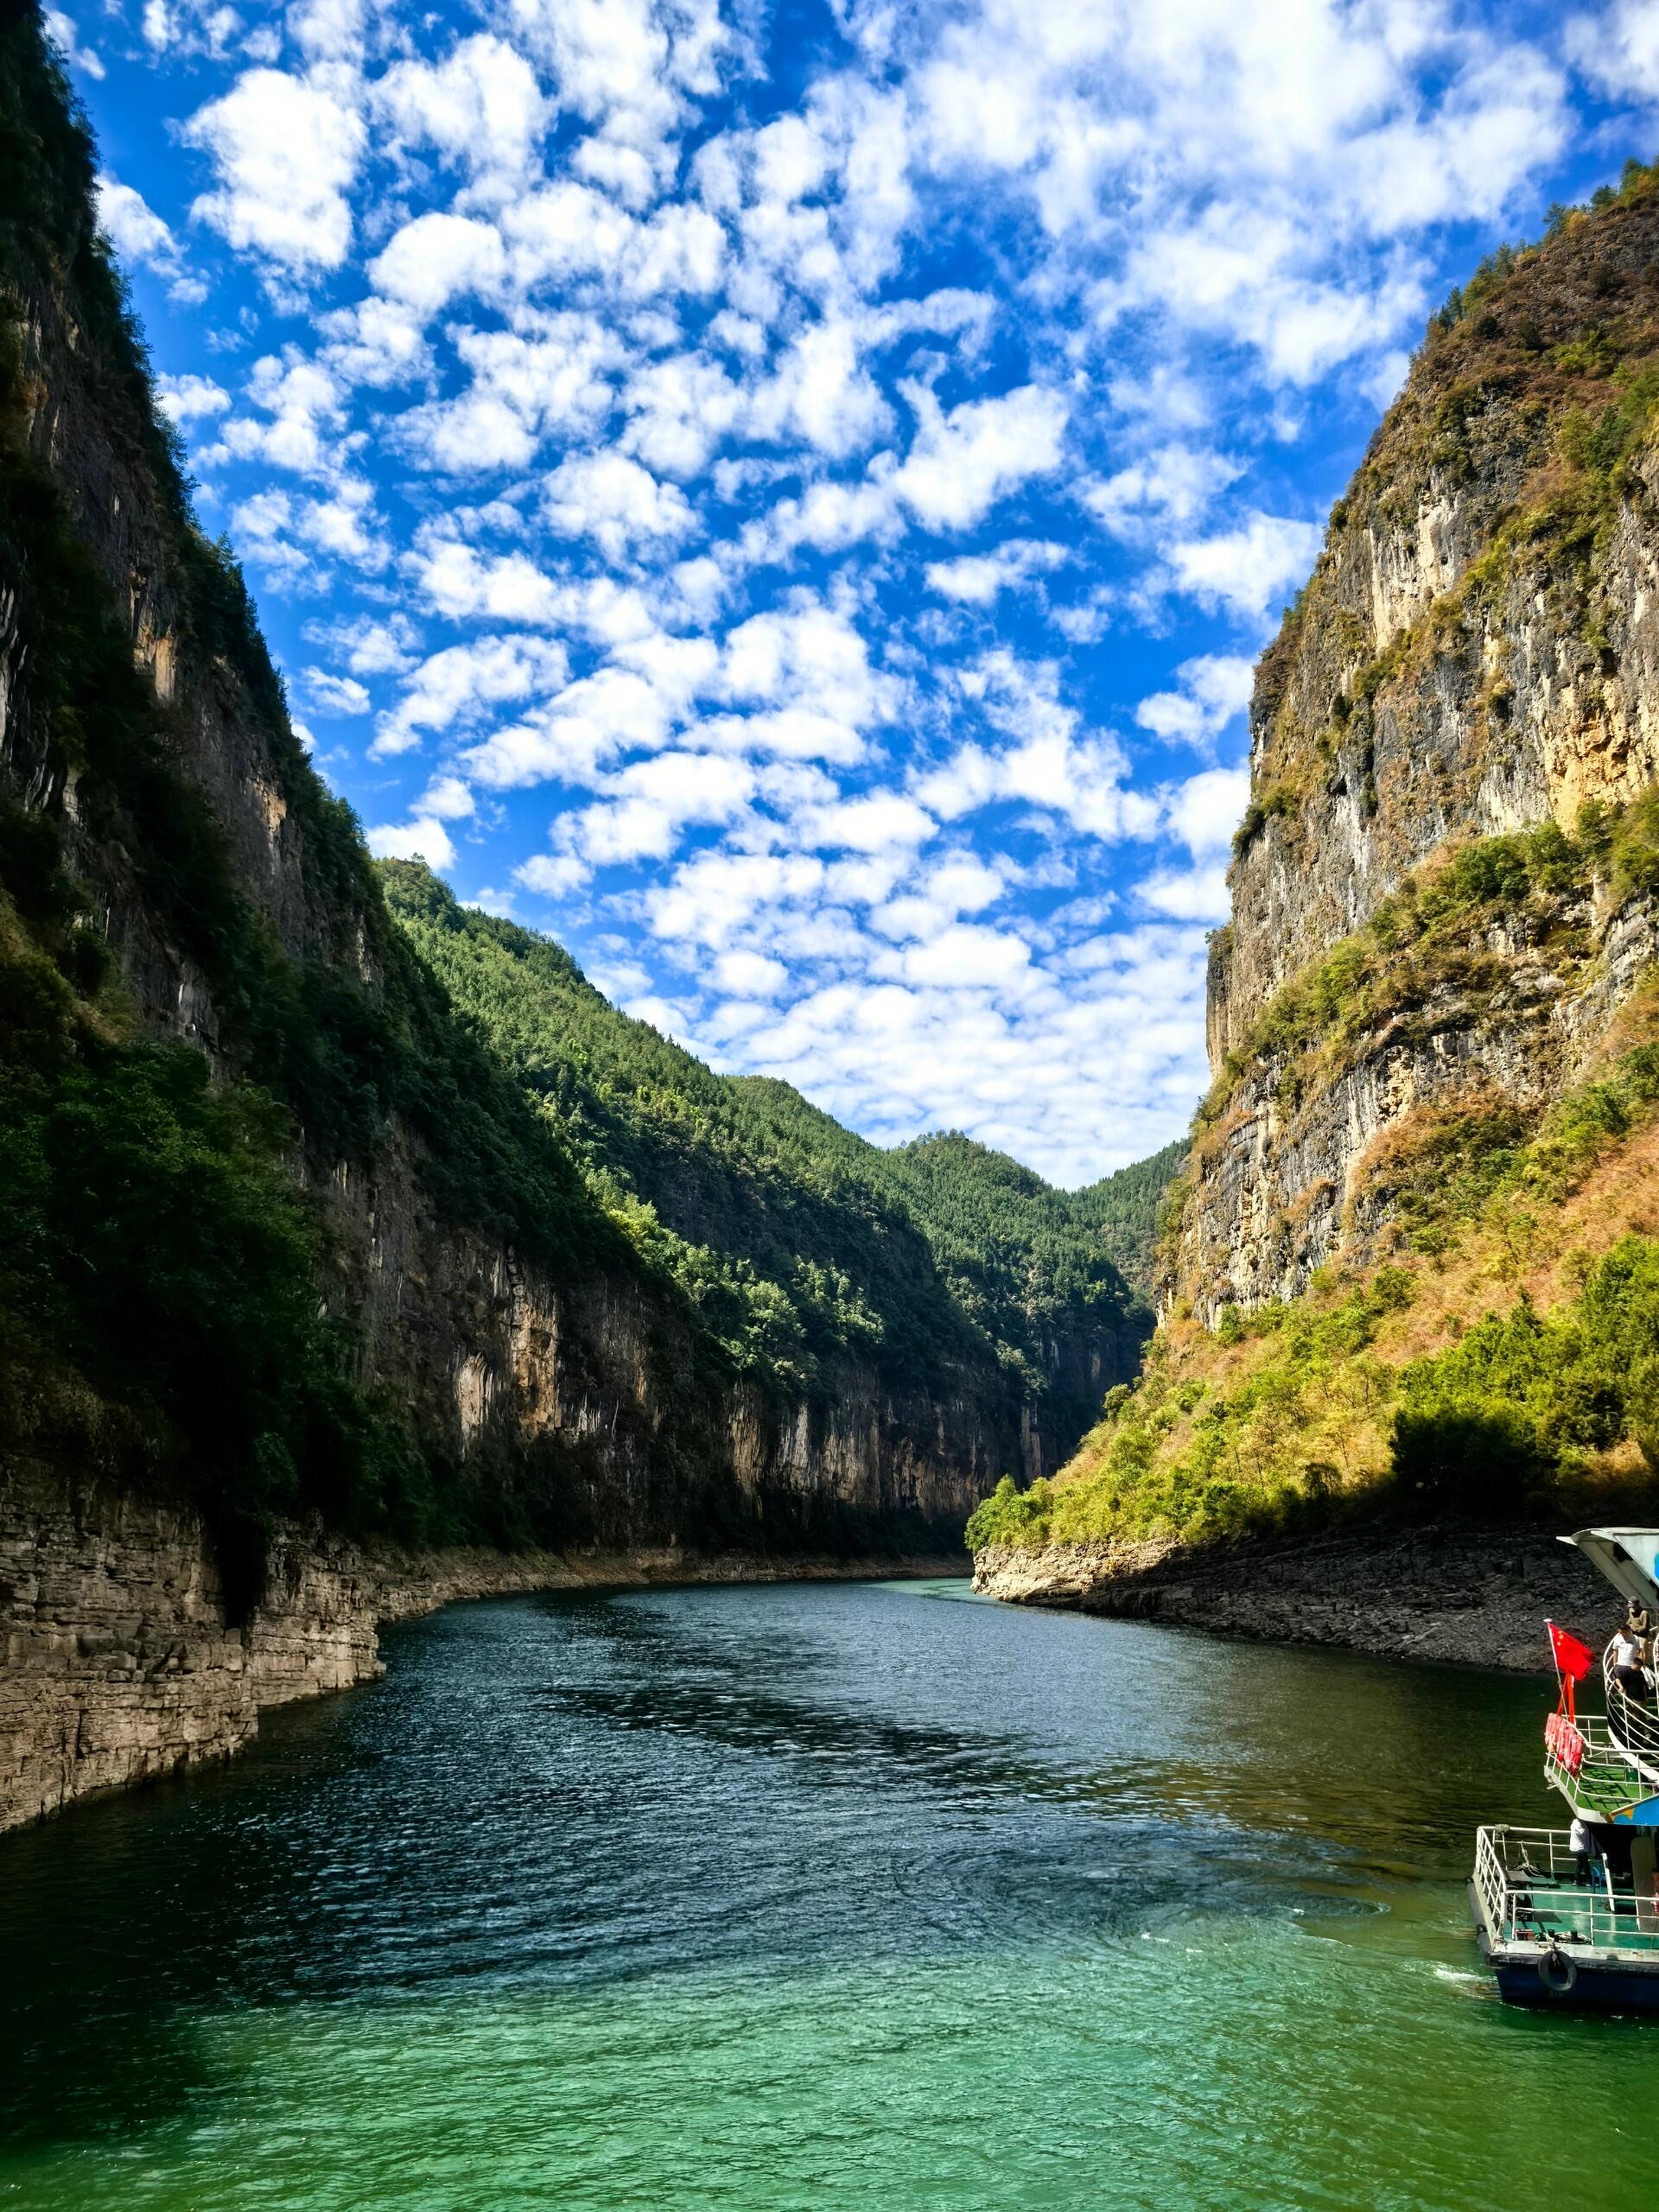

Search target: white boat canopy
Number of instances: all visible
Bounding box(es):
[1562,1529,1659,1612]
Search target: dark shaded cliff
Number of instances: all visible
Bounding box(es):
[0,9,1145,1618]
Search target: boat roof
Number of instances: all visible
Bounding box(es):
[1562,1529,1659,1611]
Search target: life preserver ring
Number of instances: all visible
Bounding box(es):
[1538,1948,1578,1995]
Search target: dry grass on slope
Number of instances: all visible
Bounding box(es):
[967,979,1659,1557]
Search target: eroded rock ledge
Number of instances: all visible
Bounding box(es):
[973,1526,1615,1673]
[0,1459,950,1835]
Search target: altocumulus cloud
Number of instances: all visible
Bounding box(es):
[49,0,1637,1177]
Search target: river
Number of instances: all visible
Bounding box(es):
[1,1580,1651,2209]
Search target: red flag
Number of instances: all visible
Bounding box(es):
[1548,1620,1596,1682]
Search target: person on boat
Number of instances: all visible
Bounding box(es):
[1611,1621,1649,1700]
[1626,1596,1652,1662]
[1571,1812,1599,1885]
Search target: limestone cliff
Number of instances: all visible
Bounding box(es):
[0,13,1141,1824]
[1181,173,1659,1318]
[965,165,1659,1634]
[2,1450,954,1834]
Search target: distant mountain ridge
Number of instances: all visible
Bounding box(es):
[382,862,1154,1461]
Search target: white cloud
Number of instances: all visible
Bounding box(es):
[300,666,371,715]
[793,791,935,854]
[227,478,383,583]
[366,814,458,870]
[396,315,619,473]
[1160,765,1249,858]
[748,319,891,458]
[96,175,204,301]
[892,383,1068,531]
[1136,861,1231,922]
[620,351,745,477]
[467,661,683,789]
[506,0,725,147]
[912,657,1156,844]
[413,536,564,626]
[209,350,349,478]
[1166,512,1324,621]
[719,600,894,730]
[925,539,1065,603]
[1568,3,1659,101]
[184,70,366,281]
[544,450,696,561]
[1084,446,1238,537]
[45,8,104,77]
[303,613,420,677]
[713,948,790,998]
[375,636,569,756]
[419,775,477,821]
[372,35,550,202]
[550,749,758,876]
[156,372,231,423]
[368,213,506,320]
[1135,654,1255,751]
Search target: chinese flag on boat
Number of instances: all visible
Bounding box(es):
[1548,1620,1596,1682]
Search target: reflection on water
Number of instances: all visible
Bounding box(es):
[2,1579,1651,2211]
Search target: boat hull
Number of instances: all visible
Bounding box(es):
[1492,1962,1659,2011]
[1469,1881,1659,2012]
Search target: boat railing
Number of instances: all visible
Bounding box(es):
[1601,1649,1659,1780]
[1543,1708,1629,1808]
[1474,1824,1653,1955]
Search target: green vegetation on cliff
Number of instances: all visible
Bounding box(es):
[969,152,1659,1562]
[1068,1141,1185,1296]
[969,826,1659,1557]
[381,865,1147,1432]
[969,1225,1659,1555]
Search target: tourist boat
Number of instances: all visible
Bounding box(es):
[1470,1528,1659,2011]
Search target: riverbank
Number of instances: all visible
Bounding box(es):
[972,1524,1616,1672]
[0,1459,956,1834]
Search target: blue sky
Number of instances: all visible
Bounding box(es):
[46,0,1659,1183]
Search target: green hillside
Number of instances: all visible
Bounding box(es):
[1070,1141,1186,1295]
[380,865,1148,1437]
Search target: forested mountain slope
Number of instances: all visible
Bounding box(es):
[973,162,1659,1568]
[0,1,1146,1651]
[384,865,1147,1456]
[1068,1141,1185,1297]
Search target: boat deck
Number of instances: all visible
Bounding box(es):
[1473,1825,1659,1961]
[1544,1712,1652,1820]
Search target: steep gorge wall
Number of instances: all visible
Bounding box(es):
[0,16,1129,1581]
[1178,181,1659,1319]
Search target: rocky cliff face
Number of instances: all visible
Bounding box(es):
[0,16,1133,1580]
[0,16,1144,1823]
[1177,177,1659,1319]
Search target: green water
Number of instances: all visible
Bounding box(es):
[2,1580,1651,2209]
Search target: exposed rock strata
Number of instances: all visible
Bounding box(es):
[1182,893,1659,1317]
[1177,188,1659,1316]
[974,1528,1613,1674]
[0,1456,952,1835]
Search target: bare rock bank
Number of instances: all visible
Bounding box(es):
[973,1525,1618,1673]
[0,1459,951,1835]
